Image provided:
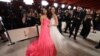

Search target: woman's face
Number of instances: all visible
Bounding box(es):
[51,7,55,14]
[42,8,47,14]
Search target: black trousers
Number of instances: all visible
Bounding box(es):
[58,20,62,33]
[80,24,91,39]
[64,21,71,32]
[69,22,81,39]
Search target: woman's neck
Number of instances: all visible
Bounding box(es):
[44,14,47,17]
[52,13,55,15]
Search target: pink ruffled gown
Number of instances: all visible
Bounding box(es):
[26,18,57,56]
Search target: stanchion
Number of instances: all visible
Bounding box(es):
[2,24,39,46]
[4,28,15,46]
[36,24,39,37]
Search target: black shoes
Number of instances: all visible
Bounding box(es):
[64,31,68,33]
[95,42,100,49]
[92,31,96,33]
[3,39,8,42]
[69,35,76,40]
[69,35,71,38]
[95,45,100,49]
[74,37,76,40]
[1,38,8,43]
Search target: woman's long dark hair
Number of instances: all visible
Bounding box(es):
[47,6,58,19]
[40,6,51,19]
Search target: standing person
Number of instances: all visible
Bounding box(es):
[22,12,27,27]
[64,11,71,33]
[30,10,38,26]
[49,6,66,52]
[57,8,62,33]
[80,14,92,39]
[96,13,100,30]
[92,11,97,33]
[24,11,32,27]
[17,6,25,28]
[0,16,8,42]
[8,13,16,29]
[69,8,83,40]
[22,11,31,27]
[26,7,57,56]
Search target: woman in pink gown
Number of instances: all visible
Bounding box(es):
[26,7,57,56]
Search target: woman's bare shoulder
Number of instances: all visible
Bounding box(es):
[40,15,44,19]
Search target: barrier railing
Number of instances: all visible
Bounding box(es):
[7,25,39,45]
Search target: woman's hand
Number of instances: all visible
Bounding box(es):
[50,24,58,26]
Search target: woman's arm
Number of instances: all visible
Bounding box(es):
[40,16,43,27]
[54,14,59,26]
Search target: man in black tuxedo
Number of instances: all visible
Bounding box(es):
[69,8,85,40]
[57,9,63,33]
[64,10,71,33]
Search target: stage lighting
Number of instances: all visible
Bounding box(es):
[41,0,49,6]
[68,5,71,9]
[0,0,11,2]
[61,4,65,8]
[73,6,76,9]
[23,0,34,5]
[53,3,58,8]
